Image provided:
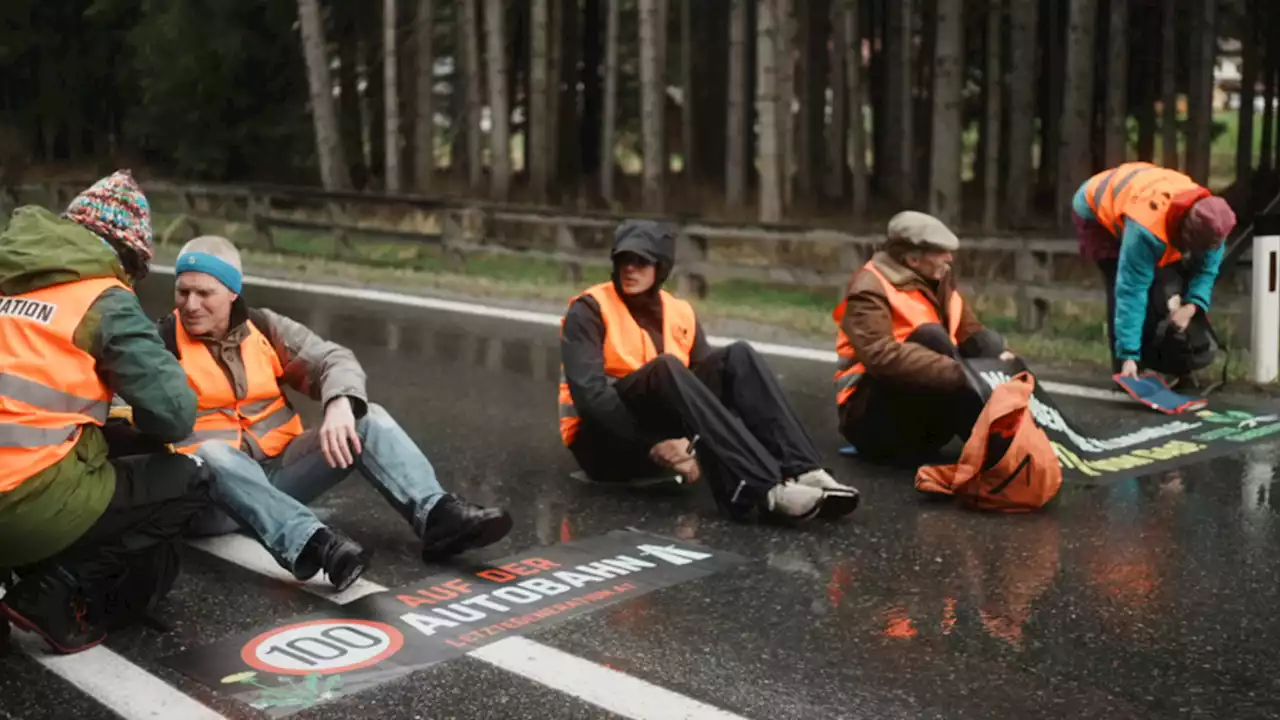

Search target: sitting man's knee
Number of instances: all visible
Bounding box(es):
[358,402,394,433]
[193,440,245,469]
[960,328,1005,359]
[904,323,955,355]
[653,353,688,374]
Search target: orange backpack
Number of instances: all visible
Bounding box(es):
[915,372,1062,512]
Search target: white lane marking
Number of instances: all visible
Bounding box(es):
[151,264,1127,403]
[471,637,747,720]
[189,535,750,720]
[14,631,226,720]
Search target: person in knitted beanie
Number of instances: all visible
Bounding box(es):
[63,170,154,281]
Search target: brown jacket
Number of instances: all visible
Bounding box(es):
[841,251,989,398]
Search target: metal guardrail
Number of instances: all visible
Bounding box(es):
[4,178,1254,332]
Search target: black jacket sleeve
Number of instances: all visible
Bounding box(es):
[687,320,712,368]
[560,296,657,448]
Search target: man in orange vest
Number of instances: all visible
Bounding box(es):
[158,235,511,590]
[0,171,212,653]
[834,211,1011,464]
[1072,162,1236,381]
[559,220,859,523]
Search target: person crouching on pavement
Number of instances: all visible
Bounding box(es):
[558,219,859,523]
[1073,162,1236,384]
[834,211,1013,465]
[0,171,213,653]
[160,235,512,590]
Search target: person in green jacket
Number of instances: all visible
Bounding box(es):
[0,171,211,654]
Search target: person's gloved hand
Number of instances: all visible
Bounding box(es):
[649,437,701,483]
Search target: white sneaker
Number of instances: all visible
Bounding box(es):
[765,481,825,522]
[795,469,860,519]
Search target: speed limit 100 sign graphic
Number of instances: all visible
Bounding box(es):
[240,619,405,675]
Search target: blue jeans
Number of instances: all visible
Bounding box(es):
[188,404,446,571]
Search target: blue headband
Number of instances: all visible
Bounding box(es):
[175,252,243,294]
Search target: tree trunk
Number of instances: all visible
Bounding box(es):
[1237,0,1258,182]
[547,0,563,190]
[461,0,484,190]
[485,0,511,199]
[337,0,367,188]
[1103,0,1127,167]
[798,0,828,200]
[885,0,914,205]
[981,0,1002,232]
[414,0,435,192]
[757,0,783,221]
[581,0,604,179]
[681,0,695,183]
[639,0,665,211]
[601,0,621,203]
[297,0,352,190]
[1040,0,1064,192]
[384,0,401,192]
[929,0,963,227]
[777,0,796,210]
[726,0,749,206]
[1160,0,1177,169]
[1004,0,1036,226]
[530,0,550,201]
[555,0,581,194]
[846,0,867,218]
[1057,0,1096,228]
[1185,0,1214,184]
[1262,55,1276,174]
[826,0,847,199]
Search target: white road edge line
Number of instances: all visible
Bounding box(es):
[151,264,1128,404]
[15,631,225,720]
[189,535,751,720]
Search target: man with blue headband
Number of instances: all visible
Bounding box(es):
[158,236,512,590]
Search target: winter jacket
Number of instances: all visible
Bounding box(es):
[560,221,711,448]
[1073,182,1224,361]
[0,207,197,568]
[156,300,369,461]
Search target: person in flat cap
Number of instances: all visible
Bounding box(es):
[832,211,1011,465]
[1073,162,1235,385]
[557,219,859,524]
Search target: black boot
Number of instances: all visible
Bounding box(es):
[0,568,106,654]
[420,496,513,562]
[296,528,371,592]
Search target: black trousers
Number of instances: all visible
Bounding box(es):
[15,453,213,623]
[570,342,824,515]
[1098,259,1215,375]
[840,325,1003,464]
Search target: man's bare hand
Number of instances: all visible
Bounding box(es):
[649,437,701,483]
[320,397,362,469]
[1120,359,1140,378]
[1171,303,1197,331]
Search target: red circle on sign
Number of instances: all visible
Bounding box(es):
[240,618,405,676]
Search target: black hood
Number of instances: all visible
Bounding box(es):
[610,219,676,291]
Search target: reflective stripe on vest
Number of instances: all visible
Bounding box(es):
[0,276,128,490]
[172,311,304,457]
[1083,162,1202,267]
[557,282,698,446]
[831,261,963,406]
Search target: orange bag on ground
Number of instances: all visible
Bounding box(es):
[915,372,1062,512]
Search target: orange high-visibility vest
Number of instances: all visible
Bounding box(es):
[172,311,303,456]
[1082,162,1203,268]
[558,282,697,446]
[0,276,128,490]
[832,261,962,406]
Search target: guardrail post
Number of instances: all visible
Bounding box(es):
[1015,242,1046,332]
[555,221,583,284]
[674,230,709,298]
[248,194,276,252]
[1251,215,1280,383]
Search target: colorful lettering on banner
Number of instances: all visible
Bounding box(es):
[969,358,1280,482]
[164,531,743,717]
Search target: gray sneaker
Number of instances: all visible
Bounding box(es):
[795,469,860,519]
[765,481,825,522]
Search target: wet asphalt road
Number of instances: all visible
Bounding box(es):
[4,276,1280,720]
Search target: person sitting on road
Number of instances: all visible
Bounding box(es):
[834,211,1012,465]
[1073,161,1236,383]
[157,235,512,590]
[0,171,213,654]
[558,219,859,523]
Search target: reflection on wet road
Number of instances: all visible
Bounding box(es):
[5,276,1280,720]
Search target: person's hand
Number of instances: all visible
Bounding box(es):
[1171,303,1197,331]
[1120,359,1139,378]
[320,397,362,469]
[649,437,701,483]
